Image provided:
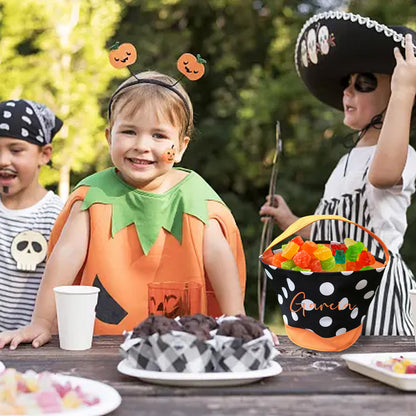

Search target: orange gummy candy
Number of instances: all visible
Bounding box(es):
[290,236,304,247]
[271,252,286,267]
[293,250,311,269]
[282,241,300,259]
[309,258,323,272]
[313,246,333,261]
[346,261,361,271]
[301,240,319,256]
[358,251,375,266]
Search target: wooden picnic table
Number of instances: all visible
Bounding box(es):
[1,335,415,415]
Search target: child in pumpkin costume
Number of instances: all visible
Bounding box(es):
[0,71,246,348]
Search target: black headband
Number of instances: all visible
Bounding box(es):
[107,78,191,133]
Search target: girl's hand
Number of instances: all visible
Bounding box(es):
[0,322,52,350]
[391,34,416,97]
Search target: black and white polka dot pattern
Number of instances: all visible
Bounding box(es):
[0,99,63,146]
[261,258,384,338]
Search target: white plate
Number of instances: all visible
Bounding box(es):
[2,372,121,416]
[117,358,282,387]
[342,352,416,391]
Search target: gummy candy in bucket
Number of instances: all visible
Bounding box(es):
[260,215,389,352]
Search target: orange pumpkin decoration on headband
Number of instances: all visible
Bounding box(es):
[109,42,137,69]
[177,53,206,81]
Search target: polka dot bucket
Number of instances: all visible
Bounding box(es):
[260,215,389,351]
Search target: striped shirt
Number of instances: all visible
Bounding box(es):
[0,191,63,331]
[312,145,416,335]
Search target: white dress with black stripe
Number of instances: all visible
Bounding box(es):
[0,191,63,331]
[311,145,416,335]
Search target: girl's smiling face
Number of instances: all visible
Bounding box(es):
[106,103,189,193]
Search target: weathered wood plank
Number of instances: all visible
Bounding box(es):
[1,335,414,399]
[106,395,416,416]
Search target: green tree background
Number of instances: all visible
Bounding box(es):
[1,0,415,329]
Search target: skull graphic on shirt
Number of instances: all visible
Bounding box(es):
[11,230,48,271]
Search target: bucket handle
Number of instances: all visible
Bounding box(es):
[263,214,389,266]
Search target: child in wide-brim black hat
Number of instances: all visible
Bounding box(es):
[260,11,416,336]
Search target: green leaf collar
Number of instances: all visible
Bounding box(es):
[75,168,225,255]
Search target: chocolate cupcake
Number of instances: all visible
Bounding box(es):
[179,313,218,340]
[214,316,278,372]
[217,317,264,343]
[121,314,278,373]
[122,314,217,372]
[235,314,267,329]
[179,313,218,330]
[132,315,182,338]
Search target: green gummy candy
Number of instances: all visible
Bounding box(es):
[320,256,335,271]
[354,241,365,251]
[281,259,295,270]
[345,243,363,261]
[292,266,311,272]
[360,266,374,271]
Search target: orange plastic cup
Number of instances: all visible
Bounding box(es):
[148,282,202,318]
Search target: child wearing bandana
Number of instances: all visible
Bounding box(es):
[0,99,63,331]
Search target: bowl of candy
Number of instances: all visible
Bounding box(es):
[0,363,121,415]
[260,214,389,352]
[342,352,416,391]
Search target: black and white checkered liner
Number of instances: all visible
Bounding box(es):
[121,325,279,373]
[215,333,278,372]
[121,331,217,373]
[121,336,160,371]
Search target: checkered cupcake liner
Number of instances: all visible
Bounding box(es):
[121,330,217,373]
[214,332,279,372]
[120,319,279,373]
[120,335,160,371]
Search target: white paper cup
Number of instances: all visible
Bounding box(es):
[54,286,100,351]
[410,289,416,344]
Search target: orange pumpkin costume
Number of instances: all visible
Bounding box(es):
[48,168,246,335]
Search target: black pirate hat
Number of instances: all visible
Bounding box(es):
[295,11,416,111]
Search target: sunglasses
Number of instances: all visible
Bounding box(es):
[341,73,378,93]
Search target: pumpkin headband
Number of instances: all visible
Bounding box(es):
[107,78,192,126]
[108,42,207,133]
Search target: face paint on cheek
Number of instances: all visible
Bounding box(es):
[2,186,8,194]
[161,144,176,163]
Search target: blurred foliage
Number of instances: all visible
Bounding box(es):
[1,0,416,325]
[0,0,123,194]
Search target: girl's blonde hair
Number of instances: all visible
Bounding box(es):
[108,71,193,141]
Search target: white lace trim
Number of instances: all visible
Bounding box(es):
[295,10,415,76]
